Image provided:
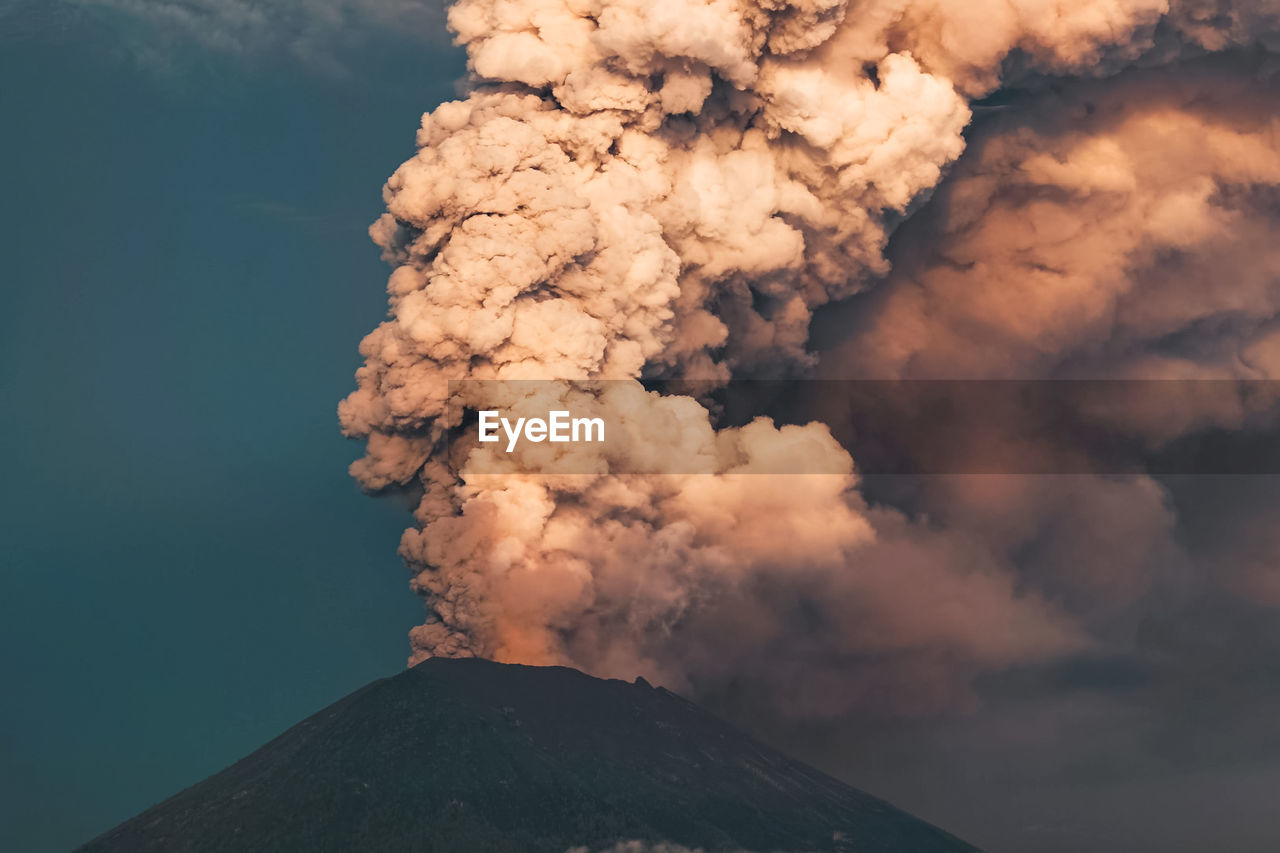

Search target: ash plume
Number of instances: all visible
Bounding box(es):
[342,0,1280,715]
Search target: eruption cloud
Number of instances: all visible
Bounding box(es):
[341,0,1280,716]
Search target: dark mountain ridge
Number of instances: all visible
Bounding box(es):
[77,658,977,852]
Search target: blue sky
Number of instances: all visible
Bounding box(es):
[0,4,463,849]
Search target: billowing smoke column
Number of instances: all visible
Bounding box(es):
[342,0,1280,716]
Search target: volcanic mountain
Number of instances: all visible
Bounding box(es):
[76,658,977,852]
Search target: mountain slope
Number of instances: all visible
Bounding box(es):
[76,658,978,852]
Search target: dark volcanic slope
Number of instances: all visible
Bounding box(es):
[78,659,977,853]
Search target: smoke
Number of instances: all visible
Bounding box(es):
[829,58,1280,390]
[342,0,1280,716]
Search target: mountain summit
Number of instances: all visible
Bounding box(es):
[77,658,977,852]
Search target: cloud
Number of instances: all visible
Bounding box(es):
[340,0,1280,717]
[68,0,451,67]
[821,55,1280,441]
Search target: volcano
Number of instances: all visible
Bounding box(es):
[76,658,977,852]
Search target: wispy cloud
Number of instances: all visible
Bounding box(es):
[66,0,450,69]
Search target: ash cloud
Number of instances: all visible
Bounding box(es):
[341,0,1280,719]
[827,56,1280,394]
